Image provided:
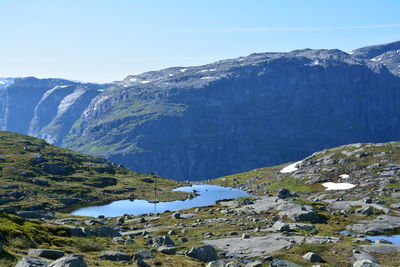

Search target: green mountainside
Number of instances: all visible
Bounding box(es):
[0,131,185,213]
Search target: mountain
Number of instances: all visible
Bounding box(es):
[0,77,15,88]
[0,131,183,213]
[0,77,107,144]
[351,40,400,76]
[64,46,400,180]
[1,41,400,180]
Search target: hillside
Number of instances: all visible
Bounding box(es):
[1,41,400,180]
[0,131,185,213]
[1,141,399,266]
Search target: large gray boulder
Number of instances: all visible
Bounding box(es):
[150,235,175,247]
[273,221,290,232]
[15,257,50,267]
[157,246,177,255]
[48,255,87,267]
[185,245,218,262]
[89,226,121,237]
[279,204,320,223]
[28,249,64,260]
[99,251,132,262]
[302,252,323,263]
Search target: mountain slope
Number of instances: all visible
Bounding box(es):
[0,77,106,145]
[0,131,184,212]
[351,40,400,76]
[1,41,400,180]
[64,48,400,180]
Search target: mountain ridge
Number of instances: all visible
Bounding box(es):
[1,40,400,180]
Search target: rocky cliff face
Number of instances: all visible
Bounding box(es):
[1,41,400,180]
[0,77,105,145]
[64,46,400,180]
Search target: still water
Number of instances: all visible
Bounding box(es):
[71,184,249,217]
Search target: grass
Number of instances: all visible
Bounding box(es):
[0,131,187,212]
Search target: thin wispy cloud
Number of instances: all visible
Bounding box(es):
[169,24,400,33]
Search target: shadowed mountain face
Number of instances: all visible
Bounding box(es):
[0,77,106,145]
[1,41,400,180]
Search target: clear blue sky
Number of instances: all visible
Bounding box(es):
[0,0,399,83]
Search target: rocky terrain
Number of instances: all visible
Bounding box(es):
[1,137,399,266]
[1,41,400,180]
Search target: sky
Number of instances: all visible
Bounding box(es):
[0,0,399,83]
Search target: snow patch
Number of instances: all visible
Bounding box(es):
[141,80,151,84]
[280,161,302,173]
[180,68,187,72]
[339,174,350,179]
[129,78,138,82]
[322,182,355,191]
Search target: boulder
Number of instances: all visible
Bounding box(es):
[302,252,323,263]
[172,212,181,219]
[48,255,87,267]
[29,249,65,260]
[273,221,290,232]
[185,245,218,262]
[134,249,154,259]
[150,235,175,247]
[89,226,121,237]
[157,246,177,255]
[15,257,50,267]
[279,204,320,223]
[277,189,291,199]
[99,251,132,262]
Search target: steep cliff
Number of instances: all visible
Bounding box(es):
[0,77,105,145]
[64,48,400,180]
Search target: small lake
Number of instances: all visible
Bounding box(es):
[366,235,400,245]
[71,184,249,217]
[339,230,400,245]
